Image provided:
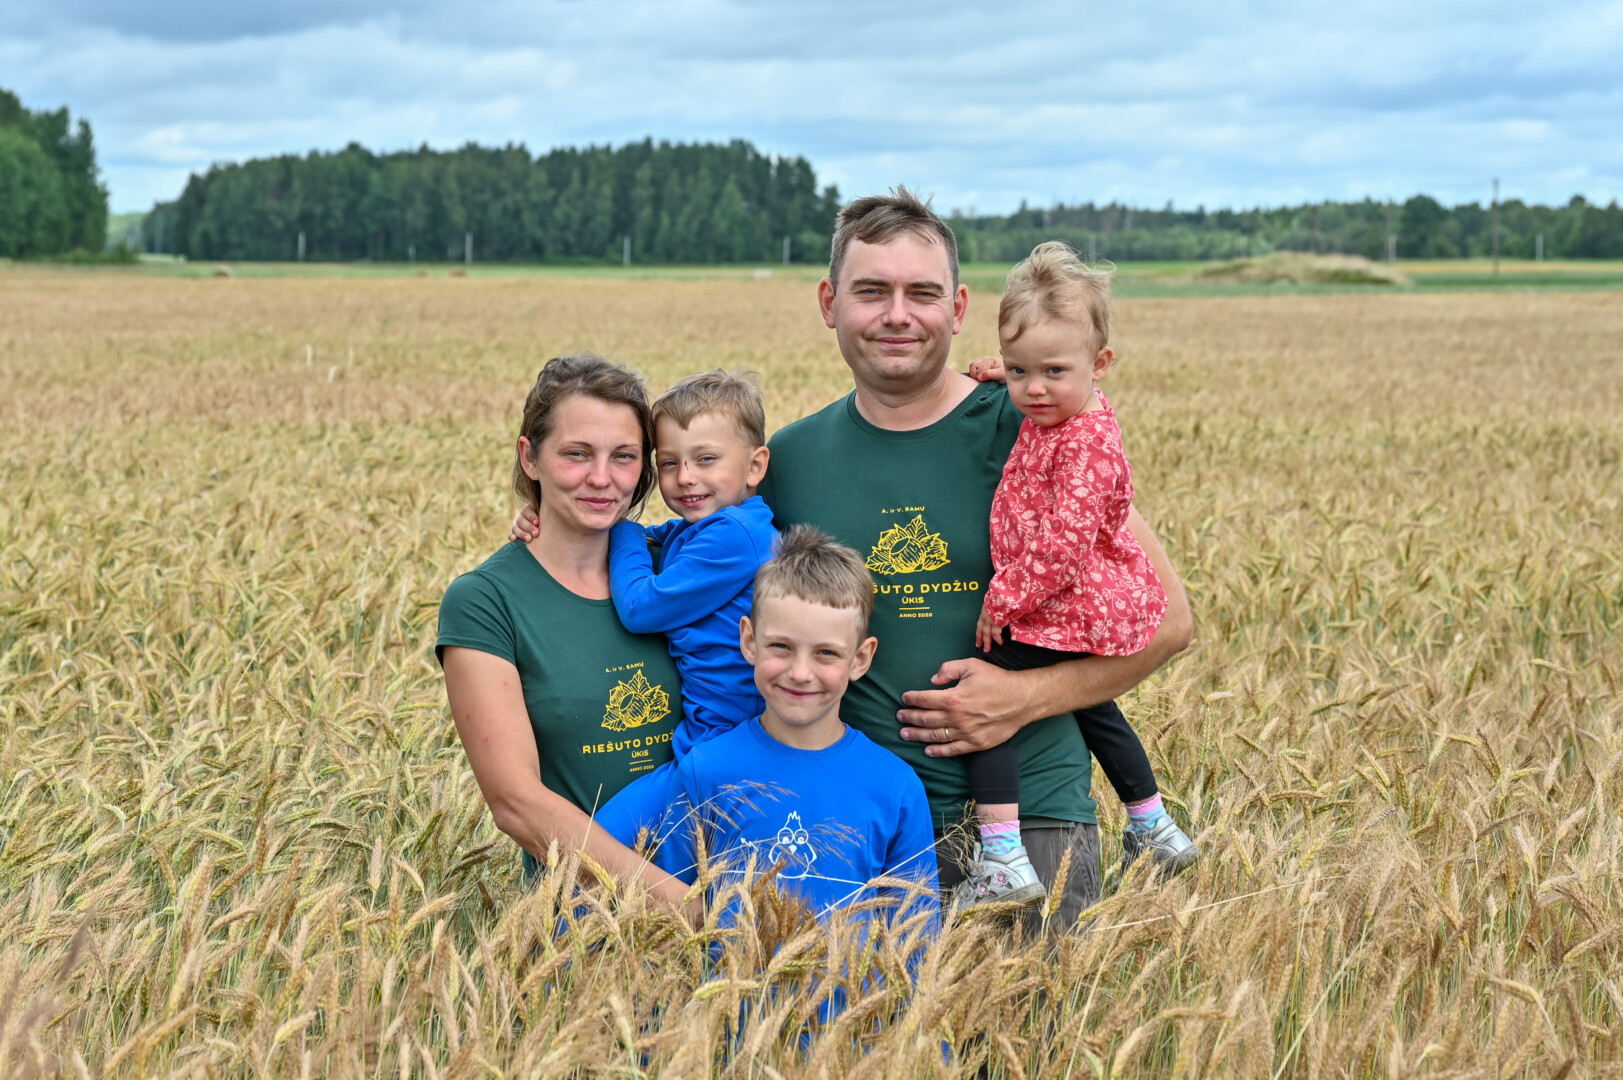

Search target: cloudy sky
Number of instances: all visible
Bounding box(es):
[4,0,1620,214]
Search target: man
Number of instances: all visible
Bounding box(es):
[756,188,1192,929]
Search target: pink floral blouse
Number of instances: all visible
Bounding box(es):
[985,389,1167,655]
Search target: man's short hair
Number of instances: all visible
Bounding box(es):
[651,369,767,449]
[752,525,875,634]
[999,241,1114,349]
[828,186,960,294]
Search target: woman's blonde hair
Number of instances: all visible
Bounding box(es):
[998,241,1114,349]
[512,353,656,515]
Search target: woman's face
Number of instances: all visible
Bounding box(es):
[522,394,646,536]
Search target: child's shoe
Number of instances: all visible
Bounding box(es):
[952,842,1047,910]
[1121,815,1200,877]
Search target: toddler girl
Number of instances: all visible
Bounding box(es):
[958,241,1198,909]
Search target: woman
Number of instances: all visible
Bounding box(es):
[437,353,691,912]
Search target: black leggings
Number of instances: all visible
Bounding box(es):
[963,638,1160,807]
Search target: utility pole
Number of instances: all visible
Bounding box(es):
[782,235,790,266]
[1385,200,1396,262]
[1491,178,1500,276]
[298,231,306,262]
[408,243,415,263]
[1536,232,1543,261]
[1088,233,1097,262]
[623,235,631,267]
[465,231,473,267]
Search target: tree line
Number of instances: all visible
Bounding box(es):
[143,149,1623,263]
[139,139,842,264]
[949,194,1623,262]
[0,89,107,257]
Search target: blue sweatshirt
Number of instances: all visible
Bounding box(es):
[608,496,778,755]
[660,718,940,927]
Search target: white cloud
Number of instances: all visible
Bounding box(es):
[1,0,1618,212]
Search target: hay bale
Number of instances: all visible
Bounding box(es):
[213,265,233,278]
[1195,252,1410,287]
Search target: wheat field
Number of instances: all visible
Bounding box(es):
[2,267,1620,1078]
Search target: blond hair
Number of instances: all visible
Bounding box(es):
[651,369,767,448]
[752,526,875,634]
[999,241,1114,350]
[829,186,959,294]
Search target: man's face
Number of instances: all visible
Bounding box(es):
[818,232,969,395]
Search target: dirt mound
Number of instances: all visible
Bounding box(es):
[1195,252,1411,286]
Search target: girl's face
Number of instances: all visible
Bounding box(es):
[1000,317,1114,427]
[521,394,646,537]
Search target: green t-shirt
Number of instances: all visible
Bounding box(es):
[757,381,1098,828]
[436,542,684,837]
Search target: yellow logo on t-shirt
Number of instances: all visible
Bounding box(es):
[602,669,671,732]
[867,514,951,576]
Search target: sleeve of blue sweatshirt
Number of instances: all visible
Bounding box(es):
[656,754,704,885]
[644,518,684,549]
[882,775,942,927]
[608,516,761,635]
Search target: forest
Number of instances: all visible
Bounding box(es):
[0,89,107,257]
[138,142,1623,263]
[950,195,1623,262]
[143,139,843,265]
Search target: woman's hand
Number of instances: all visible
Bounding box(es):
[975,605,1004,653]
[509,506,540,543]
[968,355,1006,383]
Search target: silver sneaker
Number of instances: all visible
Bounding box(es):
[952,842,1048,911]
[1121,816,1200,877]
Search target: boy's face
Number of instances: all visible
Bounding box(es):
[654,413,769,523]
[1000,317,1115,428]
[741,594,877,744]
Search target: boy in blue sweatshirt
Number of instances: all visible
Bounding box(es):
[659,526,940,927]
[574,370,782,863]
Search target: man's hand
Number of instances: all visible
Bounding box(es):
[509,506,539,543]
[974,606,1004,653]
[968,356,1006,383]
[897,657,1034,758]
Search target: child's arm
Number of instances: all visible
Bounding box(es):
[981,434,1113,630]
[880,778,942,927]
[644,518,684,548]
[607,516,763,635]
[655,757,707,887]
